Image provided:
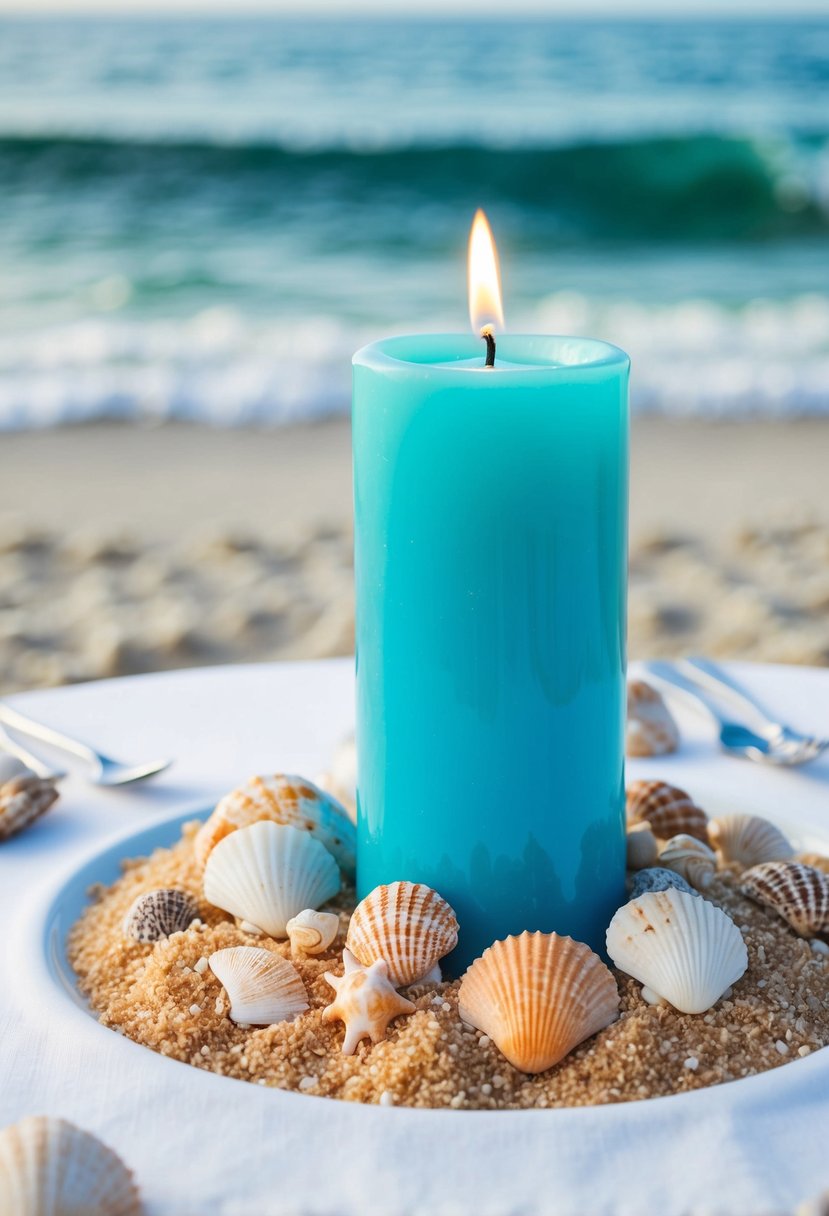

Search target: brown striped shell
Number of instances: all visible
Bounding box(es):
[0,760,59,843]
[194,774,355,877]
[123,888,199,942]
[626,680,680,758]
[345,881,458,987]
[708,814,794,870]
[740,862,829,938]
[657,834,717,890]
[458,932,619,1074]
[626,780,709,843]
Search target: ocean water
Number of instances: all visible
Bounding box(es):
[1,15,828,428]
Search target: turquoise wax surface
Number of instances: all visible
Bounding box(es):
[352,334,629,973]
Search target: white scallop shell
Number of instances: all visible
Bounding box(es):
[0,1116,141,1216]
[209,945,308,1025]
[606,890,748,1014]
[203,821,340,938]
[708,814,794,869]
[658,833,717,890]
[286,909,340,956]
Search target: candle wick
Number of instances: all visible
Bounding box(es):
[480,325,496,368]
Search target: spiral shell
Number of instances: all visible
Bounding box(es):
[626,780,709,843]
[0,1116,141,1216]
[123,888,198,943]
[658,834,717,890]
[209,945,308,1025]
[626,680,680,757]
[322,948,415,1054]
[626,823,659,871]
[286,909,340,956]
[607,890,747,1014]
[0,757,59,843]
[629,866,698,900]
[458,931,619,1074]
[708,814,794,869]
[346,881,459,987]
[194,774,355,876]
[203,821,340,938]
[740,861,829,938]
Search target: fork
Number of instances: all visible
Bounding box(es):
[0,703,172,787]
[641,660,829,767]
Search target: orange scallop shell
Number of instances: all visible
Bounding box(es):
[345,881,458,987]
[458,931,619,1074]
[626,780,709,844]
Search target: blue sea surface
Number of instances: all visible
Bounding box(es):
[0,16,827,427]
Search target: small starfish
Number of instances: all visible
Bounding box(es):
[323,948,415,1055]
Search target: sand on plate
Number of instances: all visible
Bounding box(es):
[0,416,828,695]
[66,819,829,1111]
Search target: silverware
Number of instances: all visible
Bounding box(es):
[0,703,172,787]
[0,721,66,781]
[641,660,829,767]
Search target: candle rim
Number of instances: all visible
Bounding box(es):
[353,333,629,377]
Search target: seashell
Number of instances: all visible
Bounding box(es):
[799,852,829,876]
[322,948,415,1054]
[626,823,659,870]
[317,734,357,824]
[708,814,794,869]
[607,890,747,1014]
[626,680,680,757]
[626,780,709,843]
[346,881,459,987]
[658,834,717,890]
[123,888,198,943]
[458,931,619,1074]
[740,862,829,938]
[203,821,340,939]
[209,945,308,1025]
[629,866,698,900]
[0,760,59,843]
[0,1115,141,1215]
[194,774,355,876]
[286,908,340,956]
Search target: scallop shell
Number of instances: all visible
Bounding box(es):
[0,765,59,843]
[626,823,659,871]
[708,814,794,869]
[346,881,459,987]
[0,1116,141,1216]
[658,834,717,890]
[209,945,308,1025]
[286,908,340,956]
[194,774,355,876]
[740,861,829,937]
[626,780,709,843]
[322,948,415,1054]
[629,866,698,900]
[626,680,680,757]
[123,888,198,942]
[606,890,748,1014]
[458,931,619,1074]
[203,821,340,938]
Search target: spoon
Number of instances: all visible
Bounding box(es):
[0,703,172,787]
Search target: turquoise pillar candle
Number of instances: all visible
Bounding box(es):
[352,333,629,973]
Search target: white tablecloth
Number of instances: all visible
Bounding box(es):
[1,659,828,1216]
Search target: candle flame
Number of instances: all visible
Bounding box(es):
[468,209,504,336]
